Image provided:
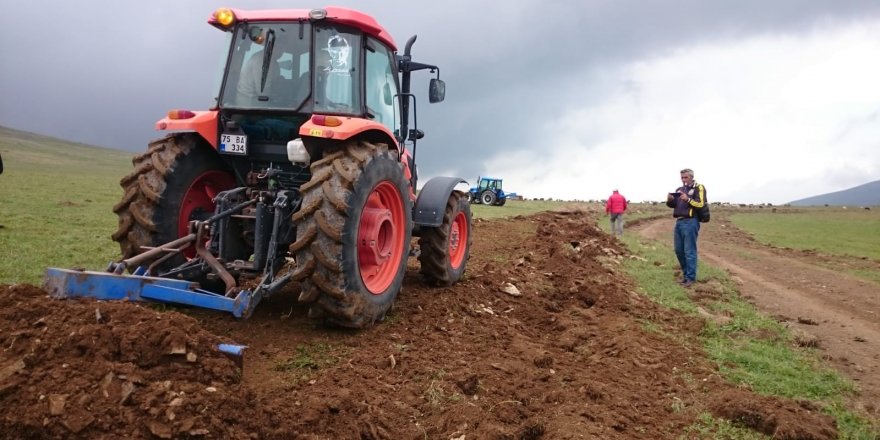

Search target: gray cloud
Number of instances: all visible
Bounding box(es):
[2,0,878,184]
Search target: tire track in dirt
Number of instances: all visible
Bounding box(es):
[637,216,880,418]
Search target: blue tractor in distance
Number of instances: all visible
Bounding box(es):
[468,176,515,206]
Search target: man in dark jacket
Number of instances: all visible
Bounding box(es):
[605,189,628,237]
[666,168,705,287]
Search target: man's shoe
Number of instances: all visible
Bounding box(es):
[681,280,694,288]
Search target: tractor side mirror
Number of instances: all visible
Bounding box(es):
[429,78,445,103]
[248,26,265,44]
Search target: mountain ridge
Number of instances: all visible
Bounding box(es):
[789,180,880,206]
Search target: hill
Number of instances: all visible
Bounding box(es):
[789,179,880,207]
[0,125,133,283]
[0,125,130,158]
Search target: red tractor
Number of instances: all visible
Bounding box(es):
[49,7,472,328]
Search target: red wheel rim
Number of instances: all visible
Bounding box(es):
[357,181,406,294]
[448,211,468,269]
[177,170,236,258]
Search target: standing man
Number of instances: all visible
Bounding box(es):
[605,189,628,237]
[666,168,705,287]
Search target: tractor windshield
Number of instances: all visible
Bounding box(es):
[220,22,312,110]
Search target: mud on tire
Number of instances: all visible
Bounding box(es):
[291,140,412,328]
[418,191,472,286]
[111,134,234,271]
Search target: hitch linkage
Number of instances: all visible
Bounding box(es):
[47,186,302,319]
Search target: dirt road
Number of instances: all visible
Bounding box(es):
[0,210,847,438]
[637,214,880,416]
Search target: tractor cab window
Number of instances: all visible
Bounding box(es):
[365,38,399,131]
[220,22,312,110]
[313,26,361,114]
[479,179,501,190]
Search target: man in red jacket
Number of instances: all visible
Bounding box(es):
[605,189,628,237]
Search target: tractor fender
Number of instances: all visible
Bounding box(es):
[155,110,219,149]
[300,119,407,198]
[413,176,467,227]
[300,117,397,147]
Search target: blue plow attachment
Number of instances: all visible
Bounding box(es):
[43,267,261,319]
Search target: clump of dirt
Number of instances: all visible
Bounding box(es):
[0,284,271,439]
[0,210,846,439]
[709,389,838,440]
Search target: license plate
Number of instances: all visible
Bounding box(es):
[219,134,247,155]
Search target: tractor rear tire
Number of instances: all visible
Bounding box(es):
[480,190,497,205]
[418,191,472,286]
[291,140,412,328]
[111,134,235,271]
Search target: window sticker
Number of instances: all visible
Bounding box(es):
[324,34,351,75]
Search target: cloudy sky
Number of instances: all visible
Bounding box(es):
[2,1,879,204]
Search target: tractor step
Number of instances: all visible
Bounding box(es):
[43,267,260,319]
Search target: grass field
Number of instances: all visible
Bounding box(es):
[728,209,880,284]
[730,210,880,260]
[0,127,131,283]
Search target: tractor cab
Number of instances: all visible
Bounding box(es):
[216,18,387,140]
[477,177,503,192]
[201,8,445,197]
[209,10,402,192]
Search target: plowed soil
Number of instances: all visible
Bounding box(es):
[0,209,847,439]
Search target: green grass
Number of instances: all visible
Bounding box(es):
[679,412,769,440]
[620,232,878,439]
[0,127,132,284]
[274,342,342,372]
[273,342,348,384]
[730,210,880,260]
[705,337,851,400]
[730,210,880,284]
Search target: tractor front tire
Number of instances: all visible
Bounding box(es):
[418,191,472,286]
[111,134,235,271]
[480,190,497,205]
[291,140,412,328]
[497,197,507,206]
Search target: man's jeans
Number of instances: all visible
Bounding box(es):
[610,213,624,236]
[674,218,700,282]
